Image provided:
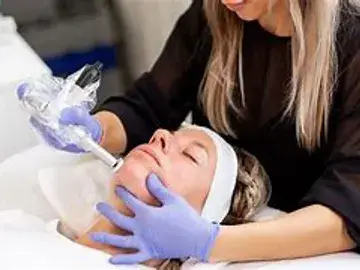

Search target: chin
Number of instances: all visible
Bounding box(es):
[114,160,154,204]
[116,152,165,186]
[118,158,149,182]
[235,11,260,21]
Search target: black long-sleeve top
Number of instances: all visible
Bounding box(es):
[98,0,360,246]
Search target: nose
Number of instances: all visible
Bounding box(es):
[149,129,172,153]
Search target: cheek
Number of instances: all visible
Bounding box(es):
[162,161,212,213]
[110,155,159,205]
[108,153,213,214]
[114,158,147,187]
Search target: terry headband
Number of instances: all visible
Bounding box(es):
[184,124,238,223]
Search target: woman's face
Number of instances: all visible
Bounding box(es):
[221,0,276,21]
[113,128,217,214]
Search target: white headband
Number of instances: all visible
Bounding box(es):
[184,125,238,223]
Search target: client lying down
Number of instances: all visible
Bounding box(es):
[0,125,270,269]
[74,125,270,268]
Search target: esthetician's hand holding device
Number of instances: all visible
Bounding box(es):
[29,105,102,153]
[17,62,103,153]
[17,62,122,171]
[91,174,220,264]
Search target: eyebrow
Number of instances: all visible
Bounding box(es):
[190,141,209,156]
[173,129,210,156]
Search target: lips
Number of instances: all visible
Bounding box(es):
[229,2,245,8]
[136,145,162,167]
[225,0,247,10]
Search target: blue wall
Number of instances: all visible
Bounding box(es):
[43,44,117,76]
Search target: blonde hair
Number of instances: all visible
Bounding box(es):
[200,0,344,151]
[161,149,270,270]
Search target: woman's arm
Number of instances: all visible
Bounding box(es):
[90,174,357,265]
[95,111,127,154]
[210,204,356,262]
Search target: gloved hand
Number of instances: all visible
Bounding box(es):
[17,80,102,153]
[90,174,220,265]
[29,106,103,153]
[17,78,102,153]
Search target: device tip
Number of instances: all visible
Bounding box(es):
[112,158,124,172]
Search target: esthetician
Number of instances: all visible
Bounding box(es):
[22,0,360,265]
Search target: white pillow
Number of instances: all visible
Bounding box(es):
[38,158,113,236]
[0,144,92,220]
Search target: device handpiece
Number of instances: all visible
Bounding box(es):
[65,62,123,172]
[66,125,123,172]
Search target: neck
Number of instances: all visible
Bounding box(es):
[258,0,292,37]
[74,196,162,268]
[76,215,125,255]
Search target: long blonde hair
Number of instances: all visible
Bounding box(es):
[201,0,344,151]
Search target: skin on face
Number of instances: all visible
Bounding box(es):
[112,128,217,215]
[75,128,217,267]
[221,0,274,21]
[221,0,292,38]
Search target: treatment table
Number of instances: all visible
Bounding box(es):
[0,144,360,269]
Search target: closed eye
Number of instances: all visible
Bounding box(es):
[183,151,198,164]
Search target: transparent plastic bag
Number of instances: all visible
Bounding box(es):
[18,66,100,148]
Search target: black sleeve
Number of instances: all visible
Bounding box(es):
[96,0,209,152]
[300,37,360,245]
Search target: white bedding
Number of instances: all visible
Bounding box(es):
[0,210,149,270]
[1,145,360,269]
[1,210,360,270]
[182,253,360,269]
[0,144,97,220]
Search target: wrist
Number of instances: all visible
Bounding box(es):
[207,225,232,263]
[93,118,104,144]
[93,112,107,145]
[94,111,127,154]
[198,222,220,262]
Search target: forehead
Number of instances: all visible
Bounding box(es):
[174,128,215,148]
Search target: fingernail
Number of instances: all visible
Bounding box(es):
[148,173,159,182]
[17,83,28,99]
[96,202,106,211]
[115,186,127,197]
[115,186,125,194]
[90,233,103,243]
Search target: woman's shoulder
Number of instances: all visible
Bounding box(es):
[182,0,206,24]
[176,0,210,44]
[334,4,360,112]
[337,3,360,63]
[173,0,212,62]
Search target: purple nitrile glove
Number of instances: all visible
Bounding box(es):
[30,106,102,153]
[17,83,102,153]
[90,174,220,265]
